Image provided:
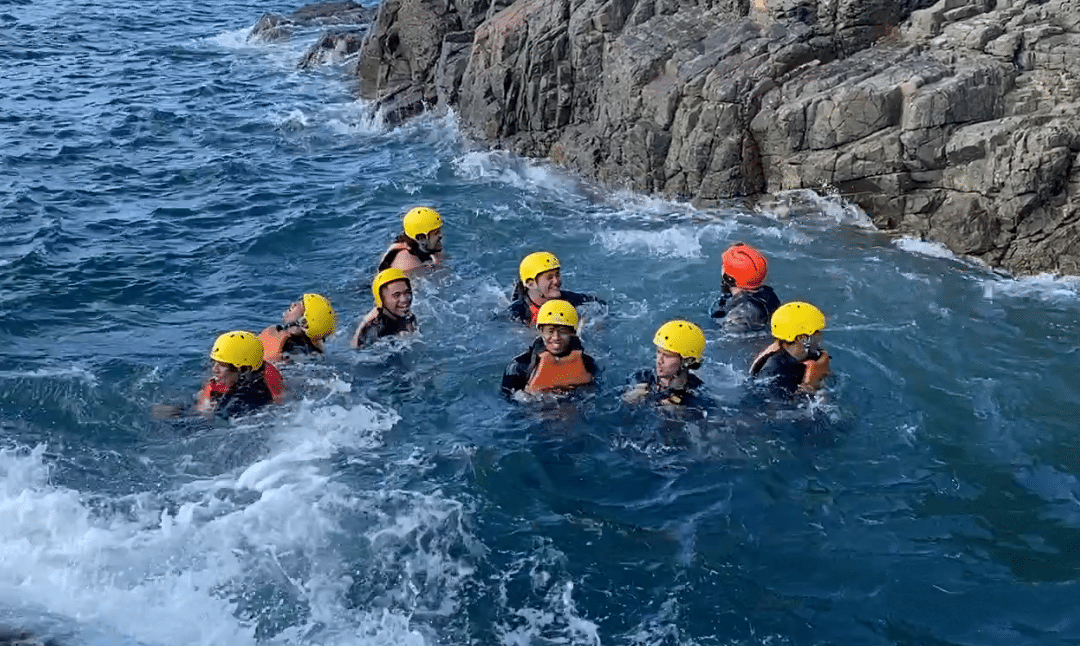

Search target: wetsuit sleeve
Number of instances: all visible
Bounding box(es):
[565,291,605,307]
[721,300,767,333]
[583,353,600,385]
[496,299,530,325]
[352,310,381,348]
[215,380,273,419]
[710,294,729,319]
[754,352,806,397]
[501,351,533,395]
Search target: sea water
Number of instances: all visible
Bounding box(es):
[3,1,1080,645]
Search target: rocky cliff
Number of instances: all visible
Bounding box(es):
[348,0,1080,276]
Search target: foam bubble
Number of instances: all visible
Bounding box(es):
[0,365,98,387]
[594,227,709,259]
[893,236,958,259]
[980,272,1080,303]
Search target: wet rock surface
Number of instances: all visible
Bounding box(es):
[324,0,1080,274]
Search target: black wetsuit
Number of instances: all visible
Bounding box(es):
[378,236,434,271]
[501,337,599,396]
[270,326,322,356]
[627,369,708,408]
[355,310,417,348]
[749,347,809,398]
[710,285,780,333]
[503,290,605,326]
[212,373,274,419]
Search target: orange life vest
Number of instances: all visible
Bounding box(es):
[259,326,289,362]
[802,351,830,389]
[525,350,593,393]
[528,301,540,325]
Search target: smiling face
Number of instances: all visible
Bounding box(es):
[655,347,684,379]
[380,279,413,318]
[526,268,562,304]
[539,324,574,355]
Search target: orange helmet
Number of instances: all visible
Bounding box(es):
[721,243,768,289]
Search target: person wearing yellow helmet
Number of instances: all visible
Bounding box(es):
[750,302,831,396]
[378,206,445,272]
[352,268,418,348]
[152,331,286,420]
[504,251,604,325]
[710,243,781,333]
[623,320,709,407]
[258,293,336,362]
[501,299,599,397]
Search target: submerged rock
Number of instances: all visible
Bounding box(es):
[350,0,1080,276]
[249,1,377,43]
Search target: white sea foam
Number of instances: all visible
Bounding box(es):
[0,364,98,386]
[594,224,731,259]
[452,150,583,198]
[0,395,493,646]
[893,236,958,259]
[979,271,1080,303]
[760,189,876,228]
[204,27,254,50]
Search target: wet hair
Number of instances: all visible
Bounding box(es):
[510,279,526,301]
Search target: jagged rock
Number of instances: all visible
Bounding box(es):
[249,12,293,42]
[347,0,1080,275]
[249,1,376,42]
[299,29,367,68]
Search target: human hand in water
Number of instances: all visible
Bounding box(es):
[621,383,650,404]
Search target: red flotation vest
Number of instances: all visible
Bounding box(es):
[198,362,285,406]
[525,350,593,393]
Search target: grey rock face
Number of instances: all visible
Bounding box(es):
[351,0,1080,275]
[249,1,376,45]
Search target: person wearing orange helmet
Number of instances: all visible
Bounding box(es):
[501,300,599,398]
[352,268,418,348]
[710,242,781,333]
[503,251,604,326]
[378,206,445,272]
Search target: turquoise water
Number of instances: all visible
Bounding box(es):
[4,1,1080,644]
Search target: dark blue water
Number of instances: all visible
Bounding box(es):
[4,1,1080,645]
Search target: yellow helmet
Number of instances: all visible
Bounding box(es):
[519,251,561,284]
[403,206,443,239]
[771,302,826,342]
[372,268,411,309]
[536,299,578,329]
[653,320,706,363]
[210,331,264,370]
[300,293,336,339]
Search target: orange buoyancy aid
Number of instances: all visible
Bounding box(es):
[259,326,289,362]
[801,350,830,390]
[528,301,541,326]
[525,350,593,393]
[749,341,782,376]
